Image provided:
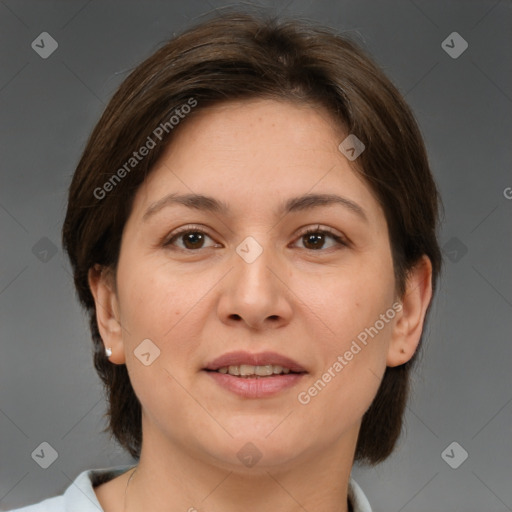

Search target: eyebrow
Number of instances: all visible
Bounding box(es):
[143,192,368,222]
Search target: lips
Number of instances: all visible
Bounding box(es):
[204,351,307,398]
[204,351,307,374]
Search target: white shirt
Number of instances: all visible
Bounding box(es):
[8,465,372,512]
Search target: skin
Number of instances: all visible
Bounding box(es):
[89,99,433,512]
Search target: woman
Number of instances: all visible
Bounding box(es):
[12,11,441,512]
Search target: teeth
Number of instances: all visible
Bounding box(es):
[228,365,239,376]
[257,365,274,376]
[216,365,294,377]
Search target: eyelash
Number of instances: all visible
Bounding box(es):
[163,224,348,252]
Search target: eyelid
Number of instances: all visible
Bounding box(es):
[163,224,220,248]
[296,224,343,237]
[162,224,349,251]
[293,224,349,246]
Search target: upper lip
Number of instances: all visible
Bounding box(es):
[204,351,307,373]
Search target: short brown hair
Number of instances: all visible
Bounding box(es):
[62,11,442,464]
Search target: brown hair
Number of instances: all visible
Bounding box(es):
[62,11,442,464]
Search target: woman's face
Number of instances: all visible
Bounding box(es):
[106,99,402,469]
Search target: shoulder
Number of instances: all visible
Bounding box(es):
[6,465,136,512]
[7,495,64,512]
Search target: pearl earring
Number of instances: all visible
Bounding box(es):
[105,347,113,357]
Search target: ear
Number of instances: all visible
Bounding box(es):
[88,265,126,364]
[387,255,433,367]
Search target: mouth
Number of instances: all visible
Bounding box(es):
[206,364,303,378]
[204,350,307,375]
[203,351,307,398]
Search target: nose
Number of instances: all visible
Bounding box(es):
[216,240,293,331]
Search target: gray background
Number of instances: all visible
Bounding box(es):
[0,0,511,511]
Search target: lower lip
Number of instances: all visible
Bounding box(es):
[205,371,306,398]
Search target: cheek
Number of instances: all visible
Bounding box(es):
[115,263,206,423]
[296,300,393,428]
[293,249,395,408]
[115,257,212,381]
[300,248,396,344]
[117,257,195,336]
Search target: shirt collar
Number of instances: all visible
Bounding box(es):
[64,466,371,512]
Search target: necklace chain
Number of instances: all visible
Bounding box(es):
[122,465,351,512]
[123,466,137,512]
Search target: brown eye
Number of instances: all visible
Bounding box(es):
[165,227,218,251]
[181,231,206,249]
[293,227,347,251]
[302,232,327,250]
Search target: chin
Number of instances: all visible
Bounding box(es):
[199,429,308,471]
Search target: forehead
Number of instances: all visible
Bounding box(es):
[131,99,383,225]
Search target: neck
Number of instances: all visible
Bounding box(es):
[124,423,358,512]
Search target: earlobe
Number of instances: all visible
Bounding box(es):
[88,265,126,364]
[387,255,433,367]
